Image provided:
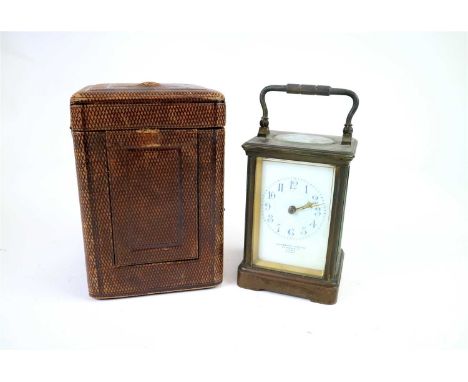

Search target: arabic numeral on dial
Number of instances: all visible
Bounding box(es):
[267,191,276,199]
[266,214,274,223]
[310,220,316,229]
[290,180,298,190]
[300,226,308,236]
[264,202,271,211]
[287,228,295,237]
[277,183,284,192]
[305,185,308,194]
[276,224,281,233]
[312,195,319,201]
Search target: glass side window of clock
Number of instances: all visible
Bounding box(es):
[252,157,335,277]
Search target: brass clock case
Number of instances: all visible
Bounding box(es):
[238,84,359,304]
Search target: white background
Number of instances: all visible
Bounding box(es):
[1,30,467,380]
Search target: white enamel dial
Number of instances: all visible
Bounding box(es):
[262,178,326,240]
[254,158,335,277]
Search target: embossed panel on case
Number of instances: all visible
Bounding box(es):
[105,129,198,266]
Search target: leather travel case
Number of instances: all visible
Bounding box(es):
[70,82,225,298]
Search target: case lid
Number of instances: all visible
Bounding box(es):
[70,82,225,131]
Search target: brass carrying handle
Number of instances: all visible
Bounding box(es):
[258,84,359,145]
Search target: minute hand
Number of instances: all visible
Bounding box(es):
[288,201,322,214]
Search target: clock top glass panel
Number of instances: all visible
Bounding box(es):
[252,157,335,277]
[242,130,358,162]
[274,133,335,145]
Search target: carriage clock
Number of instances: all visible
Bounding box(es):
[237,84,359,304]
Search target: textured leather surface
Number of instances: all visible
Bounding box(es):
[70,103,225,131]
[71,83,225,298]
[71,83,225,104]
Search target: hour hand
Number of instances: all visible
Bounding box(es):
[288,201,321,214]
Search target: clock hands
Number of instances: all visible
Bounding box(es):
[288,201,322,215]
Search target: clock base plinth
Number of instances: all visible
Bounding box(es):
[237,250,344,305]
